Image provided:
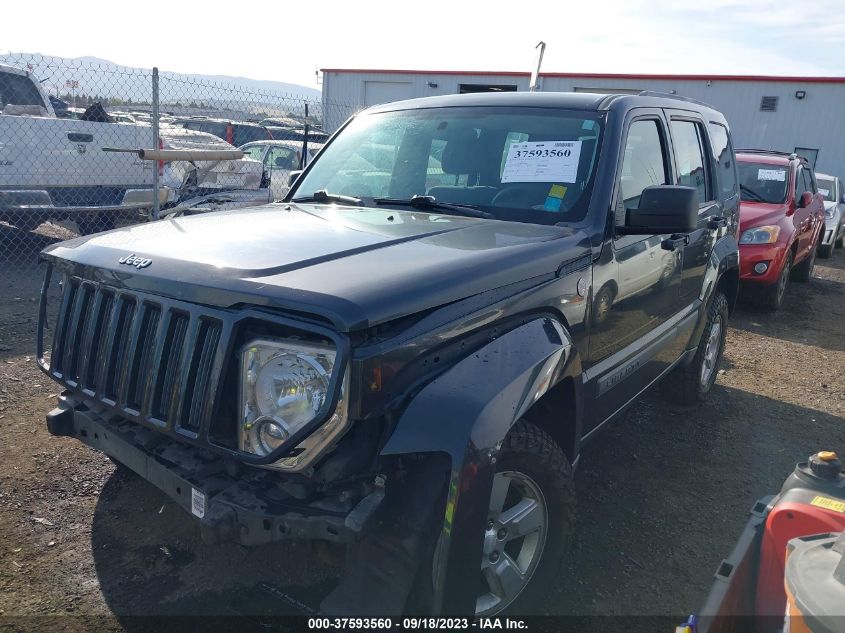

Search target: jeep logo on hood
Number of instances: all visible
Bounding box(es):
[118,253,152,269]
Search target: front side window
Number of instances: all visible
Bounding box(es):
[293,106,605,226]
[268,146,299,170]
[241,145,265,160]
[618,119,668,214]
[737,161,788,203]
[707,123,738,197]
[670,120,710,205]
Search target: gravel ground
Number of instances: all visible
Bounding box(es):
[1,222,843,631]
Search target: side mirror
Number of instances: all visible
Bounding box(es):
[839,193,845,204]
[288,169,303,187]
[622,185,699,235]
[796,191,812,208]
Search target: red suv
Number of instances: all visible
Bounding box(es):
[736,150,826,310]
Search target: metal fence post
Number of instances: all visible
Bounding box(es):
[151,67,160,220]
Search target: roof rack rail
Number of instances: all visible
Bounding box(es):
[637,90,713,108]
[735,148,799,160]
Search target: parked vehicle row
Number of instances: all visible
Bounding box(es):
[0,63,323,232]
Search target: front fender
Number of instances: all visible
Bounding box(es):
[380,316,577,614]
[691,234,740,348]
[700,234,739,307]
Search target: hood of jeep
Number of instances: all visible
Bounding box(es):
[41,203,590,331]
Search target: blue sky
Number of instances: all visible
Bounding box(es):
[3,0,840,88]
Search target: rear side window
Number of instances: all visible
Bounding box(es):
[795,167,813,199]
[0,71,44,109]
[670,120,711,205]
[268,146,298,169]
[707,123,738,197]
[619,119,669,214]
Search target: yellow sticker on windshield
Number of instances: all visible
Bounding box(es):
[549,185,567,198]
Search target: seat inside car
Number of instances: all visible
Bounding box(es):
[427,126,498,206]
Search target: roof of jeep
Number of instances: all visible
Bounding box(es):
[362,91,721,116]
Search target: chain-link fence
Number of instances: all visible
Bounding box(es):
[0,52,356,268]
[0,53,358,332]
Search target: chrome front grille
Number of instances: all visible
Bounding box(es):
[45,275,226,439]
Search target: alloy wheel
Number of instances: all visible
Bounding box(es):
[476,471,548,616]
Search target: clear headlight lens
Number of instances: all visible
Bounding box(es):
[825,207,835,218]
[239,338,348,470]
[739,225,780,245]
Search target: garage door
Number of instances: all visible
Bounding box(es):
[364,81,414,107]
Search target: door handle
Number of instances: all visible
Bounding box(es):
[661,234,689,251]
[707,216,728,230]
[67,132,93,143]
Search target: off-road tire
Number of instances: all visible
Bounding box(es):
[660,291,729,405]
[417,420,575,616]
[476,420,574,615]
[791,244,816,282]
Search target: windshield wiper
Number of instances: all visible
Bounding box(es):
[292,189,363,206]
[373,195,493,219]
[739,184,765,203]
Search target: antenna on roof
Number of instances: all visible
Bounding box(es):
[529,42,546,92]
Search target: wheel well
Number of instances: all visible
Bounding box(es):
[521,376,578,462]
[716,267,739,315]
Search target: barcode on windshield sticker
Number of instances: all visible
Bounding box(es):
[191,488,206,519]
[502,140,582,183]
[758,169,786,182]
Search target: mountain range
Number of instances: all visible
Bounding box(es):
[2,53,321,104]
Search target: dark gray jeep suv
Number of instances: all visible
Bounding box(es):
[38,91,740,616]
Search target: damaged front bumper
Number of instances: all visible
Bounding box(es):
[46,393,385,547]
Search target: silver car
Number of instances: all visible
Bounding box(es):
[816,172,844,258]
[239,140,324,201]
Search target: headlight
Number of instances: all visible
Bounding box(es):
[239,338,348,470]
[739,225,780,245]
[825,207,835,218]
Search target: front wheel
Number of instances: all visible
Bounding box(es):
[660,291,729,405]
[791,243,816,282]
[472,420,574,616]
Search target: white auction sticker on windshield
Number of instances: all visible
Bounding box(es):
[758,168,786,182]
[819,188,830,196]
[502,141,582,183]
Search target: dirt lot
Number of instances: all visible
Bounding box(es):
[1,222,844,631]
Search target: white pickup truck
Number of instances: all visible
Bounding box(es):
[0,63,267,233]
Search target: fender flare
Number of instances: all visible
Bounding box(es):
[380,315,579,614]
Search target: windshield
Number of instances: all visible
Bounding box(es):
[737,161,788,204]
[817,177,836,202]
[292,106,605,225]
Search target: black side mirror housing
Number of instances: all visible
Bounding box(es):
[840,193,845,204]
[621,185,699,235]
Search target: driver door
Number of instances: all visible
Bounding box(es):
[584,112,683,432]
